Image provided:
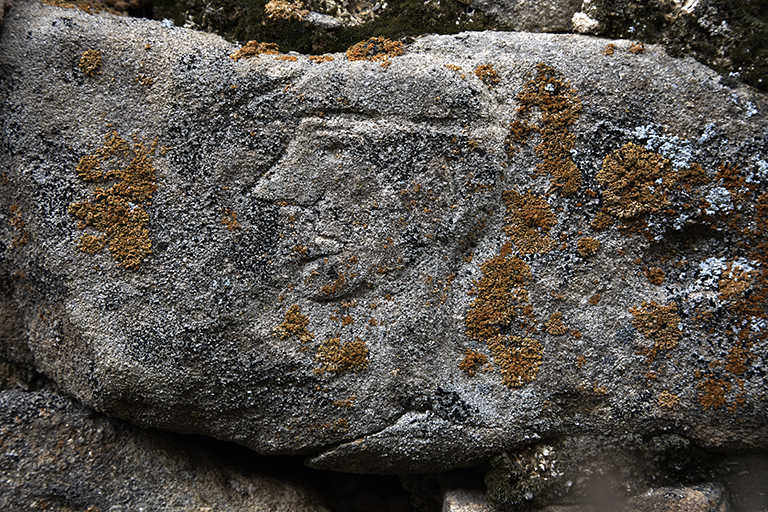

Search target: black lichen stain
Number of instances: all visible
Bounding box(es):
[432,387,477,423]
[229,202,280,283]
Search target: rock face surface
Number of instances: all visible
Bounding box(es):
[0,389,329,511]
[468,0,582,32]
[1,0,767,479]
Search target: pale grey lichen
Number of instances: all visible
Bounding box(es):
[646,135,692,170]
[747,159,768,183]
[704,186,733,216]
[697,123,718,145]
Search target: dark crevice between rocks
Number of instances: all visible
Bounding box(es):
[127,429,486,512]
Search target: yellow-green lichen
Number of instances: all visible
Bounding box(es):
[697,377,730,409]
[544,311,568,335]
[645,266,665,285]
[9,204,30,248]
[68,132,157,268]
[466,242,532,341]
[475,64,499,88]
[222,208,241,231]
[596,143,709,225]
[657,390,679,408]
[465,242,542,387]
[596,143,675,220]
[487,334,543,388]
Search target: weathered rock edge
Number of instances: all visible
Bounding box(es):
[1,0,767,474]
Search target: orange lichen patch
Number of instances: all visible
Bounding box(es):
[487,334,543,388]
[459,349,488,376]
[264,0,308,20]
[590,211,613,231]
[645,267,665,285]
[475,64,500,88]
[273,304,313,342]
[588,293,601,305]
[231,41,280,61]
[715,164,752,204]
[68,132,157,268]
[603,43,616,56]
[341,315,354,326]
[465,242,543,388]
[726,343,748,376]
[77,233,106,254]
[506,63,583,196]
[628,42,645,54]
[293,244,308,257]
[576,237,600,257]
[597,143,675,220]
[718,261,755,299]
[222,209,241,231]
[508,120,535,146]
[333,396,357,408]
[576,355,586,368]
[346,36,404,63]
[316,336,369,374]
[275,55,299,62]
[545,312,568,336]
[657,390,679,408]
[75,154,103,181]
[698,377,730,409]
[466,242,532,341]
[309,55,334,63]
[79,49,102,77]
[322,272,346,296]
[502,190,557,254]
[446,64,465,78]
[677,163,709,192]
[9,205,30,248]
[630,301,682,362]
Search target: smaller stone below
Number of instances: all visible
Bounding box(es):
[0,389,330,512]
[572,11,600,34]
[305,11,343,29]
[444,484,729,511]
[443,488,498,512]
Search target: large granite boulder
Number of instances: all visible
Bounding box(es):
[1,0,767,477]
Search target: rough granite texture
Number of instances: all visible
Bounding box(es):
[0,389,330,511]
[444,484,730,512]
[468,0,582,32]
[1,0,767,478]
